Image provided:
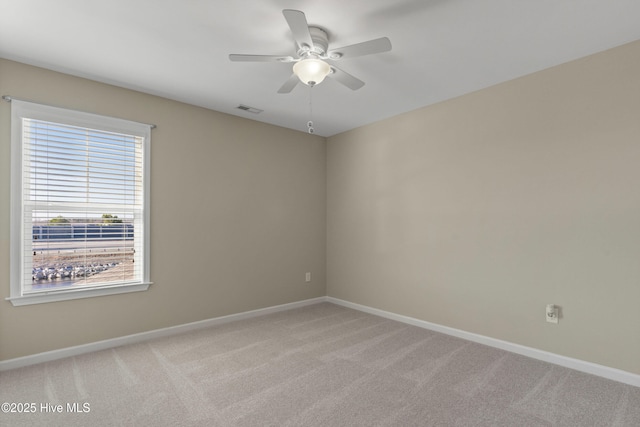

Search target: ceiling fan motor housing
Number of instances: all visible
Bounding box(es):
[298,26,329,58]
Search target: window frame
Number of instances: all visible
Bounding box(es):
[8,100,152,306]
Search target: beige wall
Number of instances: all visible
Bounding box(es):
[327,40,640,374]
[0,59,326,361]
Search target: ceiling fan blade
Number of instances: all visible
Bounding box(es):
[283,9,314,50]
[277,74,300,94]
[328,66,365,90]
[327,37,392,59]
[229,54,295,62]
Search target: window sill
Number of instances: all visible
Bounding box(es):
[6,282,152,306]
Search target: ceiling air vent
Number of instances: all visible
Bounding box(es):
[236,104,263,114]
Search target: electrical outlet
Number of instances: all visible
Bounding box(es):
[546,304,559,324]
[305,272,311,282]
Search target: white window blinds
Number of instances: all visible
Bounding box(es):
[9,99,152,304]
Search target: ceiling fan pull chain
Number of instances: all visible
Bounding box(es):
[307,85,315,134]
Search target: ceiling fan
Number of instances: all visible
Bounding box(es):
[229,9,392,93]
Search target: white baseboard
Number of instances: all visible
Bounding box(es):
[0,297,325,372]
[326,297,640,388]
[2,295,638,388]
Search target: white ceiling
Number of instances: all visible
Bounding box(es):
[1,0,639,137]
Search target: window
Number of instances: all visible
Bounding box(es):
[8,99,152,306]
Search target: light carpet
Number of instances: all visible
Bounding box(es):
[1,302,639,426]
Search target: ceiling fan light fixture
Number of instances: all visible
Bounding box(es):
[293,58,331,86]
[229,10,391,93]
